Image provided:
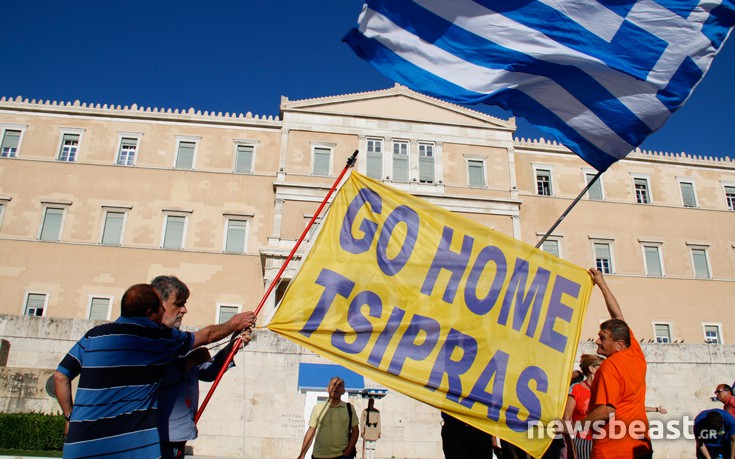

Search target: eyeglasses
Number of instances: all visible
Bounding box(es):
[715,390,728,394]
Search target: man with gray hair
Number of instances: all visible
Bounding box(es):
[152,275,253,459]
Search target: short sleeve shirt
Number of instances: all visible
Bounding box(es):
[589,328,651,458]
[309,401,358,458]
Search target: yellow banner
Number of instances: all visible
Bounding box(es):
[267,172,592,457]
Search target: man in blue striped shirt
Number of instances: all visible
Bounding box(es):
[53,283,255,459]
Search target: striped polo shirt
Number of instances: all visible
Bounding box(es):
[57,316,194,459]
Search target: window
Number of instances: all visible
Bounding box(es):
[313,146,331,176]
[58,133,80,162]
[39,207,65,241]
[392,141,409,182]
[234,144,254,174]
[162,214,187,249]
[535,169,552,196]
[418,143,435,183]
[704,324,722,344]
[594,242,613,274]
[1,130,21,158]
[101,211,125,246]
[642,245,663,277]
[679,181,697,208]
[540,239,560,257]
[366,138,383,180]
[224,218,248,254]
[467,160,486,188]
[633,177,650,204]
[175,141,196,170]
[0,197,8,228]
[305,215,323,242]
[24,293,47,316]
[117,137,138,166]
[691,247,711,279]
[88,296,112,321]
[654,323,671,343]
[725,186,735,211]
[585,172,603,200]
[218,305,240,324]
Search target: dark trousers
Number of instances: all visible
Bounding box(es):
[161,440,187,459]
[441,415,495,459]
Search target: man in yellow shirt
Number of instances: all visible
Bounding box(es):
[298,377,359,459]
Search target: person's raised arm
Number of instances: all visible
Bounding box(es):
[588,267,623,321]
[192,311,255,348]
[53,371,73,435]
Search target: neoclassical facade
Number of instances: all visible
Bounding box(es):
[1,85,733,344]
[2,85,735,458]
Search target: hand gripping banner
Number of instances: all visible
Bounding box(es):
[267,172,593,457]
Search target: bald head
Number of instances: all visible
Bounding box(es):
[121,284,163,322]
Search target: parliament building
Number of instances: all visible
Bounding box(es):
[1,85,734,458]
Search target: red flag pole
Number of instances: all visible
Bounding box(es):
[193,150,358,425]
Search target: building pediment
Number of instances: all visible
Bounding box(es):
[280,84,515,131]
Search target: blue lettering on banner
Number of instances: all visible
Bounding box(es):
[376,205,420,276]
[426,328,478,403]
[332,290,382,354]
[420,226,474,303]
[461,350,509,422]
[387,313,441,376]
[506,366,548,432]
[299,269,355,338]
[367,306,406,367]
[539,275,579,353]
[464,245,508,315]
[498,259,550,338]
[340,187,382,255]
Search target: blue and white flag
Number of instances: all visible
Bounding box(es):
[344,0,735,171]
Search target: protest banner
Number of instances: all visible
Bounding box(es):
[267,172,593,457]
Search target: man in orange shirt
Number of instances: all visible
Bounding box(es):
[581,268,652,459]
[716,384,735,416]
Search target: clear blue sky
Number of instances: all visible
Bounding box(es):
[1,1,732,159]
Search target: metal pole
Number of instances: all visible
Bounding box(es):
[192,150,358,425]
[535,171,602,248]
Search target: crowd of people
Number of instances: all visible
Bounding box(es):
[51,269,730,459]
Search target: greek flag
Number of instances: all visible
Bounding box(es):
[344,0,735,171]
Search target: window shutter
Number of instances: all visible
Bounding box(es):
[393,154,408,182]
[419,156,435,183]
[25,293,46,316]
[101,212,124,245]
[680,182,696,207]
[366,151,382,179]
[1,130,20,156]
[313,147,330,175]
[40,208,63,241]
[541,240,560,257]
[218,306,239,324]
[594,243,610,260]
[89,297,110,320]
[586,173,603,200]
[235,145,253,173]
[175,142,195,169]
[468,161,485,187]
[163,215,185,249]
[655,324,670,342]
[225,220,247,253]
[692,249,710,278]
[644,246,662,276]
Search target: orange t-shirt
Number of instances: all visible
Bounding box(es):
[589,329,651,459]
